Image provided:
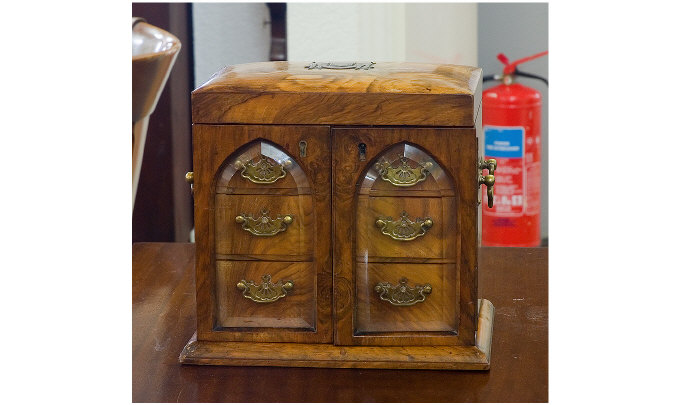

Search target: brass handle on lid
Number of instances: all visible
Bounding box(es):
[374,277,432,306]
[237,274,294,303]
[305,61,375,70]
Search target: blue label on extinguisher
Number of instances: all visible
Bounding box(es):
[483,126,526,216]
[484,127,524,158]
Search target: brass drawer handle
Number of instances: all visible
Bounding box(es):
[235,210,293,237]
[479,158,497,208]
[374,277,432,306]
[235,156,289,184]
[376,157,433,187]
[236,274,294,303]
[375,211,433,241]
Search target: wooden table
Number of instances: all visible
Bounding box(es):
[132,243,548,402]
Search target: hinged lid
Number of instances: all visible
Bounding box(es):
[192,61,482,127]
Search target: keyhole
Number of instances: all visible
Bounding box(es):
[358,143,367,161]
[299,140,307,157]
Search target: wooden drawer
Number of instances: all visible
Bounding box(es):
[215,261,316,330]
[354,263,457,334]
[215,194,314,258]
[355,195,456,260]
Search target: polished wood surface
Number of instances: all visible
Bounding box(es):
[131,20,181,122]
[215,261,316,330]
[132,243,548,402]
[214,194,314,256]
[180,298,492,369]
[192,125,332,344]
[356,195,453,259]
[355,263,457,333]
[192,62,481,126]
[333,128,479,347]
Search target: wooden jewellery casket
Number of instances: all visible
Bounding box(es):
[180,61,496,370]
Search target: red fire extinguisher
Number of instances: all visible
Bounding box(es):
[481,51,548,247]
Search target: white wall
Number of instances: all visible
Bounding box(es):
[404,3,477,65]
[192,3,271,88]
[288,3,477,65]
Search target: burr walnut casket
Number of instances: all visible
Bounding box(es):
[180,61,495,369]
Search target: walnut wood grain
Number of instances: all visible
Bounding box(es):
[132,243,547,402]
[333,127,478,346]
[359,146,456,195]
[355,195,455,259]
[215,140,311,192]
[214,194,314,256]
[355,263,457,334]
[215,261,316,330]
[180,295,491,369]
[193,125,332,344]
[191,62,481,126]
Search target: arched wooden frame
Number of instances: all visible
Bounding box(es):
[357,142,457,195]
[352,141,461,336]
[214,139,311,193]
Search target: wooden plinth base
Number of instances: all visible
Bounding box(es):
[180,299,494,370]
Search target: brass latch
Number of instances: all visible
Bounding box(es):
[185,171,194,195]
[478,159,496,208]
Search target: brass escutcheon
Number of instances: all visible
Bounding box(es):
[376,157,433,187]
[374,277,432,306]
[375,211,433,241]
[235,210,293,237]
[235,156,289,184]
[236,274,294,303]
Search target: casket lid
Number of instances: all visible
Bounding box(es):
[192,61,482,127]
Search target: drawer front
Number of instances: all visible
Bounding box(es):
[333,127,478,346]
[216,261,316,330]
[215,194,314,257]
[355,263,457,334]
[193,124,332,344]
[356,195,456,260]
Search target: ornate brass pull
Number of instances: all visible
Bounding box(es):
[479,158,497,208]
[236,274,294,303]
[376,157,433,187]
[235,210,293,236]
[374,277,432,306]
[375,211,433,241]
[235,156,289,184]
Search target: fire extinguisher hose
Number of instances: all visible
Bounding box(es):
[482,51,549,85]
